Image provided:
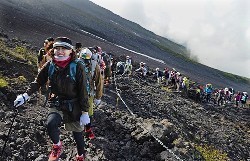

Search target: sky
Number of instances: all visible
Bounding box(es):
[90,0,250,78]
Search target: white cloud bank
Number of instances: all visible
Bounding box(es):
[91,0,250,78]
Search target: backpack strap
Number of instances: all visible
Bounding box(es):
[48,60,78,81]
[48,61,55,80]
[70,59,90,93]
[69,59,89,79]
[69,60,78,82]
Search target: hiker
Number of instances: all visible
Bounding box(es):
[182,77,189,97]
[241,92,248,107]
[90,46,102,65]
[79,48,103,139]
[163,67,170,86]
[135,62,147,77]
[195,85,202,102]
[224,87,230,103]
[102,52,112,85]
[205,83,213,103]
[169,69,176,87]
[110,57,117,78]
[123,55,133,76]
[91,47,105,87]
[90,46,105,78]
[75,42,82,57]
[217,88,225,106]
[175,72,182,92]
[14,37,90,161]
[37,37,54,72]
[235,91,241,107]
[154,68,163,84]
[228,87,235,102]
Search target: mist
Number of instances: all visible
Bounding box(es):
[90,0,250,78]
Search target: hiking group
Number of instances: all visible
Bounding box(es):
[115,56,249,107]
[13,36,249,161]
[13,37,111,161]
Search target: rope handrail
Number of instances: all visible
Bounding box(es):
[113,73,183,161]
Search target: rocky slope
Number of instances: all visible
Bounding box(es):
[0,37,250,161]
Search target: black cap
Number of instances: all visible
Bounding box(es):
[75,42,82,49]
[94,46,98,51]
[44,37,54,43]
[88,47,95,52]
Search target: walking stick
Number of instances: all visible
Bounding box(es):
[0,108,18,159]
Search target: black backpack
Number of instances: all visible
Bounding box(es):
[102,53,111,66]
[116,62,125,75]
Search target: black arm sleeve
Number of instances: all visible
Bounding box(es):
[26,61,50,95]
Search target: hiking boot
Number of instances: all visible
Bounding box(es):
[48,141,63,161]
[85,127,95,140]
[76,154,85,161]
[88,131,95,140]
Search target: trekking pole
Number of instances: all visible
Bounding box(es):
[43,85,51,107]
[0,108,18,159]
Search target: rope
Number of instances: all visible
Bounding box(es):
[114,75,135,116]
[113,73,183,161]
[141,122,183,161]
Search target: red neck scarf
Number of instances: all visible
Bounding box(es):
[53,56,71,68]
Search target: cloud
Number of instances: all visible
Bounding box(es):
[91,0,250,78]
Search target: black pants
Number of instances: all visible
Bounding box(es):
[46,112,85,155]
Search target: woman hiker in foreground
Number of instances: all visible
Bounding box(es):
[14,37,90,161]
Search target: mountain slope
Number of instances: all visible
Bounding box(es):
[1,37,249,161]
[0,19,250,161]
[0,0,249,93]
